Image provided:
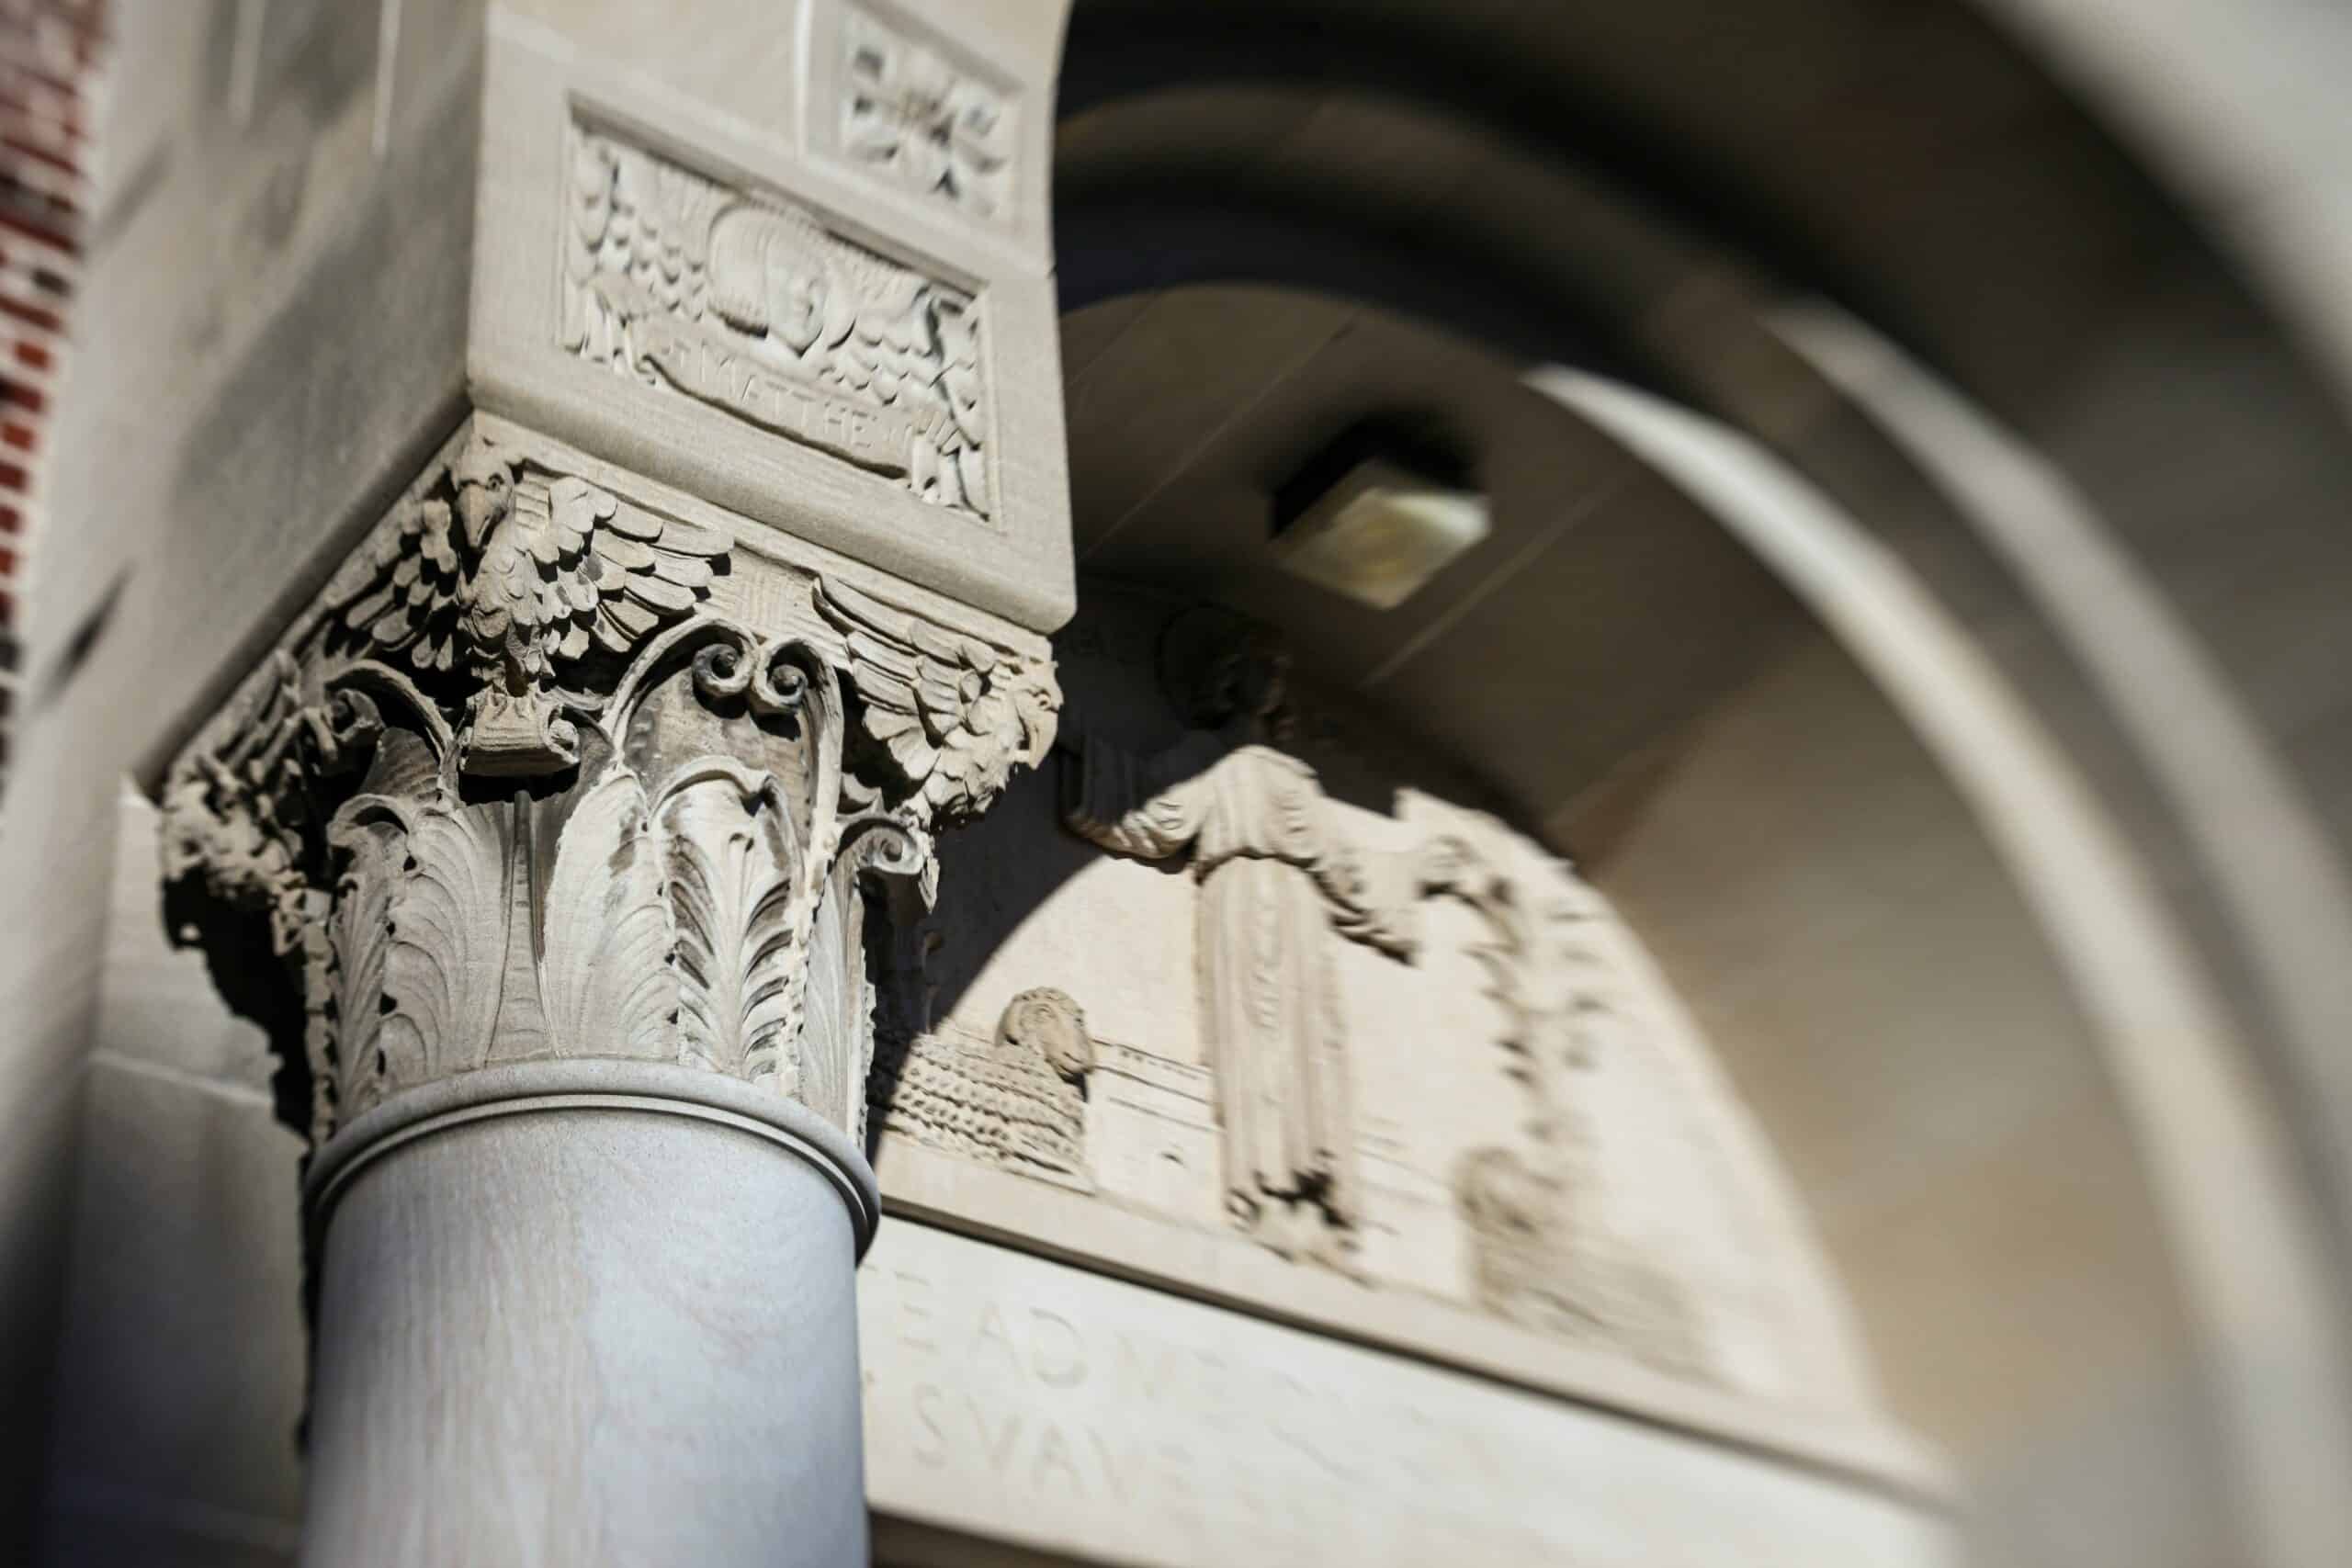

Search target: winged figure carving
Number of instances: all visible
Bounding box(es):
[328,430,729,776]
[815,577,1057,820]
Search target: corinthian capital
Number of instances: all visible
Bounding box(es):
[160,420,1057,1156]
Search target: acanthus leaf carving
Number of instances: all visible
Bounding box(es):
[322,800,405,1136]
[378,795,511,1098]
[662,759,809,1091]
[539,765,674,1063]
[160,424,1055,1158]
[805,794,936,1141]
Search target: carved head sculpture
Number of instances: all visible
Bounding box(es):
[709,203,840,357]
[1158,605,1289,732]
[997,987,1092,1086]
[450,432,514,551]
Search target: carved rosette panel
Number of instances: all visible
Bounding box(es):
[836,5,1017,224]
[563,119,994,517]
[161,426,1056,1154]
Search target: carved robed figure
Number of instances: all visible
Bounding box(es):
[1059,612,1431,1268]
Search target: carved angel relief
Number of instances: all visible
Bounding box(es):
[161,428,1056,1151]
[564,122,992,516]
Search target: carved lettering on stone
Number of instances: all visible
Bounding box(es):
[872,987,1091,1188]
[160,423,1056,1150]
[837,5,1016,224]
[563,120,994,515]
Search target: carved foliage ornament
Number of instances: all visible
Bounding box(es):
[563,122,993,516]
[1434,824,1711,1379]
[162,429,1056,1151]
[838,6,1015,223]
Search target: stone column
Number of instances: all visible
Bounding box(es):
[156,420,1058,1565]
[139,0,1071,1554]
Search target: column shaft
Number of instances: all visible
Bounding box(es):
[304,1080,866,1566]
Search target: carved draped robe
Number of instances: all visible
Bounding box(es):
[1065,737,1418,1235]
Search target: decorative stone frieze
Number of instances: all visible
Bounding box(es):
[160,421,1056,1155]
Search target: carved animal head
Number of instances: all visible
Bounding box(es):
[450,433,514,550]
[997,987,1092,1085]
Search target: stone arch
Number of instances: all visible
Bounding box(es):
[1044,5,2352,1563]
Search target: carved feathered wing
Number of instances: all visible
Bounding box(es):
[825,267,989,514]
[329,494,468,675]
[814,577,1052,817]
[566,133,725,358]
[508,474,728,670]
[328,471,725,687]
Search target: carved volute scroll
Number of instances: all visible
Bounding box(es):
[160,422,1057,1155]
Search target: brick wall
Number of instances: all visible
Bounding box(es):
[0,0,100,794]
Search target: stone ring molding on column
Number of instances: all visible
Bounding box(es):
[158,417,1059,1246]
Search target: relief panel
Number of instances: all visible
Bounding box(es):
[862,592,1889,1435]
[562,118,996,518]
[833,2,1019,226]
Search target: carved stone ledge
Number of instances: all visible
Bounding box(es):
[161,421,1057,1162]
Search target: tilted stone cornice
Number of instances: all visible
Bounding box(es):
[160,419,1057,1154]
